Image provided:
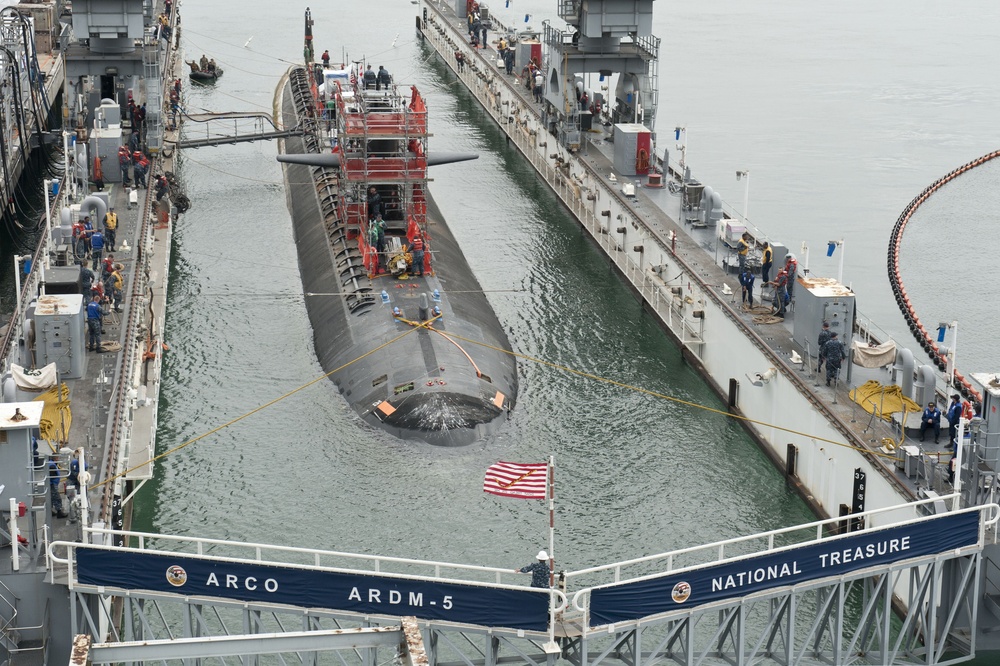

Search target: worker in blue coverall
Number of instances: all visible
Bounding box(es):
[49,457,68,518]
[738,267,755,307]
[822,332,846,387]
[946,394,962,450]
[816,321,832,373]
[919,402,941,443]
[86,293,104,352]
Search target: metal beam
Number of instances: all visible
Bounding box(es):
[177,128,305,149]
[89,626,403,662]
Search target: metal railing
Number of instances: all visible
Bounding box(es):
[563,497,998,591]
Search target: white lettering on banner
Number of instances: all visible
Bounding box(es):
[205,573,279,592]
[711,561,802,592]
[819,536,910,568]
[345,588,428,607]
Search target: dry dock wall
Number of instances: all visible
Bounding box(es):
[419,4,917,529]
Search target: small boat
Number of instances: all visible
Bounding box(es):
[189,67,223,82]
[186,59,223,82]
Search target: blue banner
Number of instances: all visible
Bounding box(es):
[589,511,979,627]
[76,550,550,631]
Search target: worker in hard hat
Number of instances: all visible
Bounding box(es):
[515,550,551,588]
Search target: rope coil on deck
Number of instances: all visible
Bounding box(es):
[887,149,1000,403]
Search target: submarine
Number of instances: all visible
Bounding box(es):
[274,11,517,445]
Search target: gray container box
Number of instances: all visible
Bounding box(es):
[612,123,648,176]
[792,276,855,366]
[34,294,86,379]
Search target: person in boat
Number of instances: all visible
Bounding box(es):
[363,65,376,89]
[321,50,330,67]
[376,66,391,91]
[200,54,209,71]
[208,59,217,73]
[186,60,201,73]
[515,551,550,588]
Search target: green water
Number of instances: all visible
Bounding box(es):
[130,0,813,574]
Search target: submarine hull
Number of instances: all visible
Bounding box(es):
[277,69,517,446]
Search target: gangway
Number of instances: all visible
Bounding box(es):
[48,498,997,665]
[177,111,305,148]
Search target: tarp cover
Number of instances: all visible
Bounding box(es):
[850,380,921,422]
[853,340,896,368]
[34,383,71,442]
[12,363,57,391]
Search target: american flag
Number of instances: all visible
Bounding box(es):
[483,461,548,499]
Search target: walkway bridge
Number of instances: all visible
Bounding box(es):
[49,498,997,665]
[177,111,305,149]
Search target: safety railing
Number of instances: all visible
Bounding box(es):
[51,527,562,596]
[563,498,997,593]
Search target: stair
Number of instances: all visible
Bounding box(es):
[8,638,43,666]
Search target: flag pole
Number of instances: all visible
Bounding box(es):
[548,455,555,586]
[547,455,557,651]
